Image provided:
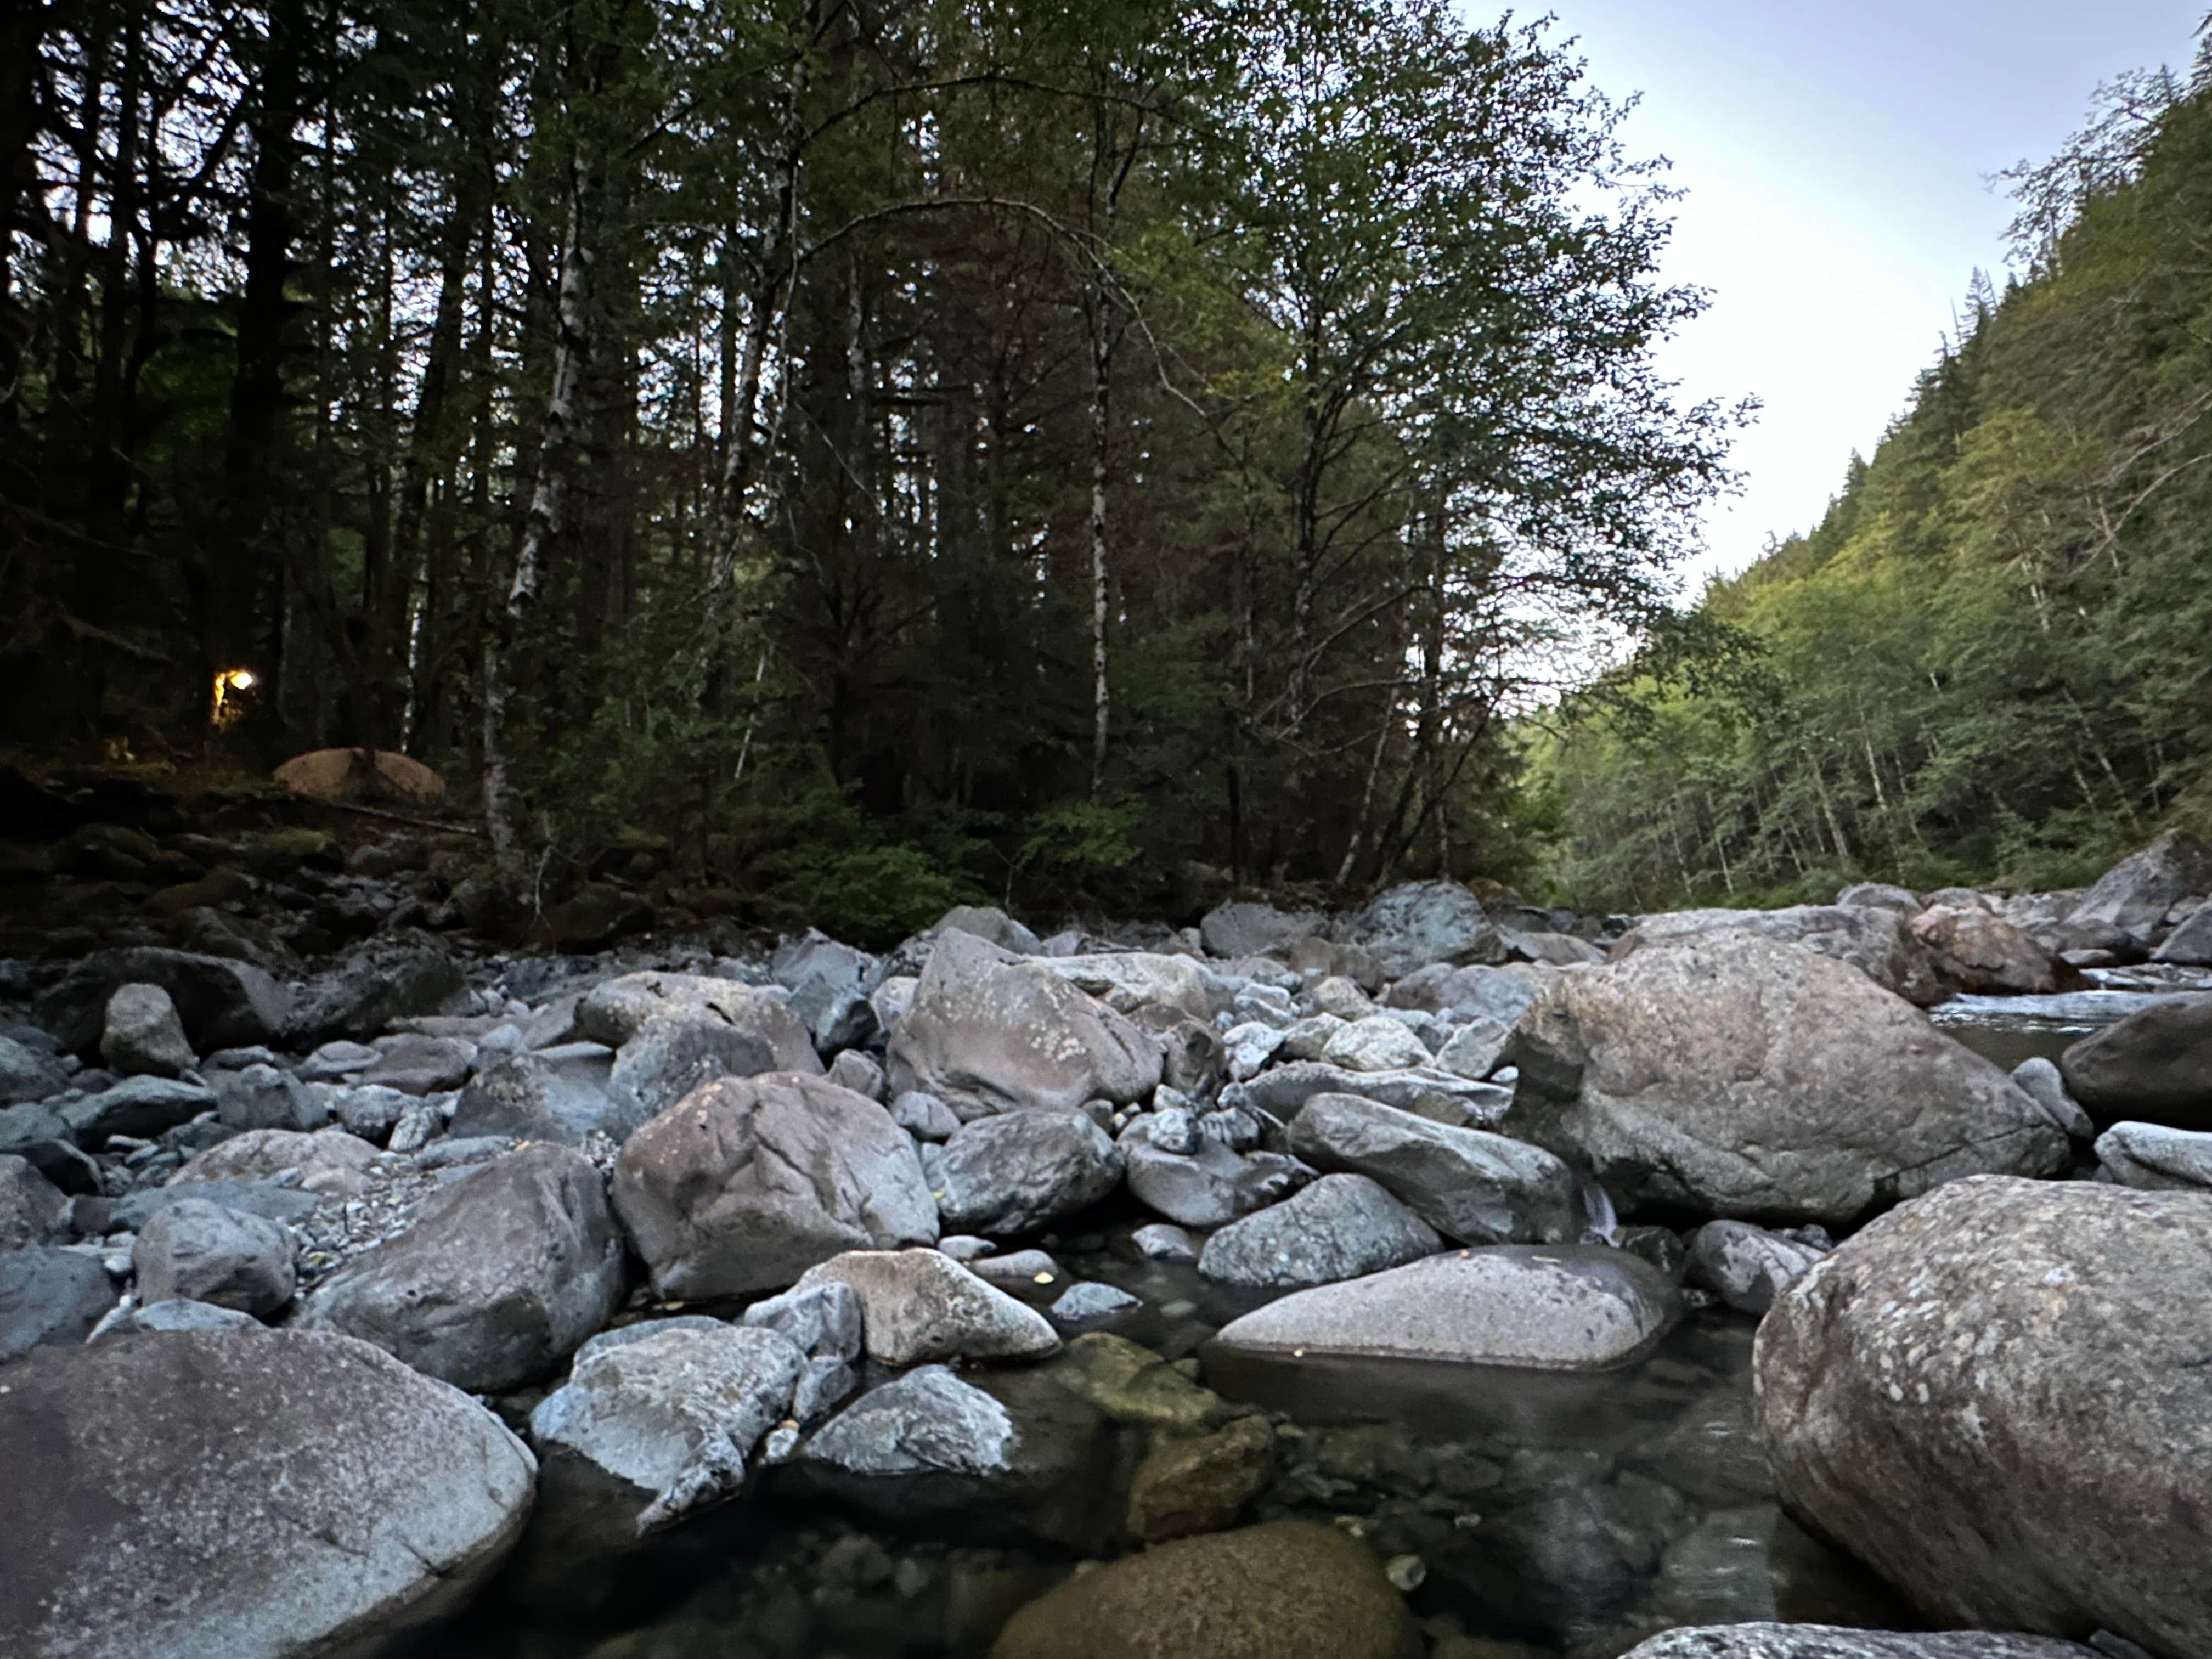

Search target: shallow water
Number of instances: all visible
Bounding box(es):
[1932,964,2212,1070]
[391,1240,1909,1659]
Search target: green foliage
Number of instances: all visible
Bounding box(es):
[1532,65,2212,910]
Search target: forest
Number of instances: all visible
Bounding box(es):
[1536,57,2212,914]
[0,0,1744,938]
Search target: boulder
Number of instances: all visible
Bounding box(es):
[211,1062,325,1133]
[1198,1173,1440,1288]
[133,1197,296,1316]
[1321,1016,1434,1073]
[609,1012,779,1116]
[274,745,447,803]
[0,1035,70,1106]
[1339,881,1503,978]
[740,1278,864,1364]
[989,1520,1421,1659]
[98,982,197,1077]
[891,1089,961,1141]
[64,1073,218,1142]
[1612,906,1953,1007]
[0,1245,116,1361]
[1289,1092,1576,1244]
[300,1144,625,1390]
[934,1110,1125,1236]
[1050,1281,1141,1324]
[771,929,881,1051]
[2058,995,2212,1128]
[575,972,821,1074]
[1200,900,1325,960]
[612,1073,936,1299]
[2151,903,2212,966]
[1232,1060,1513,1132]
[2094,1120,2212,1190]
[1383,962,1555,1025]
[1618,1629,2097,1658]
[1036,953,1223,1022]
[0,1155,68,1250]
[1122,1135,1296,1229]
[1214,1244,1679,1370]
[1502,929,1607,967]
[529,1319,805,1536]
[1434,1018,1513,1081]
[2010,1058,2095,1140]
[1503,938,2067,1225]
[827,1048,886,1100]
[887,932,1163,1119]
[98,1298,264,1340]
[450,1047,643,1144]
[110,1178,319,1232]
[2067,830,2212,936]
[1124,1414,1278,1542]
[354,1032,475,1096]
[0,1328,534,1656]
[36,947,288,1056]
[285,941,471,1047]
[1836,884,1922,916]
[1911,906,2078,996]
[793,1248,1059,1365]
[1755,1176,2212,1657]
[172,1126,379,1190]
[1685,1221,1825,1315]
[936,904,1045,955]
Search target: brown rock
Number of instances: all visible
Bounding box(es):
[1125,1416,1276,1542]
[273,746,447,804]
[1909,906,2081,995]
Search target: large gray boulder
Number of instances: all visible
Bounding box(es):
[1035,953,1224,1022]
[1122,1133,1307,1229]
[64,1073,218,1143]
[611,1073,936,1299]
[171,1125,380,1192]
[1910,906,2078,996]
[1232,1060,1513,1131]
[300,1144,625,1390]
[1199,900,1324,960]
[1756,1176,2212,1657]
[134,1197,296,1317]
[0,1154,67,1250]
[1685,1220,1825,1314]
[1339,880,1502,977]
[0,1246,116,1362]
[0,1036,70,1106]
[2058,995,2212,1128]
[2152,902,2212,966]
[933,1109,1124,1235]
[885,930,1163,1118]
[1613,905,1954,1006]
[1503,937,2068,1225]
[0,1328,535,1657]
[37,947,289,1056]
[98,982,198,1077]
[1214,1244,1680,1370]
[2095,1120,2212,1190]
[211,1063,325,1133]
[1618,1629,2096,1658]
[934,904,1044,955]
[529,1319,805,1537]
[1288,1092,1575,1244]
[575,972,820,1073]
[792,1248,1059,1365]
[283,941,470,1046]
[608,1012,778,1116]
[1197,1173,1440,1288]
[451,1046,644,1144]
[2068,830,2212,938]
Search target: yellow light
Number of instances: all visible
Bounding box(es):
[221,669,256,692]
[211,667,258,729]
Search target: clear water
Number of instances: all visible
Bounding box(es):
[390,1241,1907,1659]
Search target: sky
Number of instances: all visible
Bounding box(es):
[1532,0,2205,589]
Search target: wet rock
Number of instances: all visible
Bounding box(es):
[0,1035,71,1105]
[1685,1220,1825,1314]
[301,1144,626,1390]
[451,1047,642,1145]
[1290,1093,1575,1244]
[892,1090,962,1141]
[2009,1058,2095,1140]
[530,1319,806,1536]
[793,1248,1059,1365]
[1215,1244,1680,1370]
[356,1032,475,1096]
[0,1328,535,1657]
[1504,937,2066,1225]
[1613,905,1953,1006]
[1049,1281,1140,1324]
[2068,830,2212,938]
[887,932,1163,1119]
[2058,995,2212,1128]
[2095,1121,2212,1190]
[98,982,197,1077]
[0,1245,116,1360]
[797,1363,1017,1477]
[970,1249,1064,1292]
[1912,907,2078,996]
[64,1073,218,1143]
[1132,1222,1198,1262]
[609,1011,779,1116]
[285,941,471,1047]
[613,1074,936,1300]
[934,1110,1124,1236]
[1126,1415,1277,1542]
[575,972,821,1074]
[1199,1173,1440,1288]
[133,1197,296,1317]
[990,1520,1421,1659]
[213,1062,326,1134]
[1457,1469,1691,1632]
[0,1154,67,1248]
[1122,1132,1286,1229]
[1757,1176,2212,1657]
[37,947,289,1055]
[1620,1629,2098,1659]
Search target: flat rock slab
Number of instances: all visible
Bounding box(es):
[1198,1173,1440,1289]
[0,1328,535,1659]
[1618,1628,2098,1658]
[1212,1244,1679,1371]
[794,1248,1059,1365]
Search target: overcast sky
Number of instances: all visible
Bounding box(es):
[1534,0,2204,589]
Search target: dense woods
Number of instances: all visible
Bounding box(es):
[1537,59,2212,912]
[0,0,1736,934]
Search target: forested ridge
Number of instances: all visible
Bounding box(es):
[1537,57,2212,913]
[0,0,1741,939]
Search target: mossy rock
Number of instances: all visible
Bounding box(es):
[1048,1335,1236,1435]
[243,828,340,873]
[1126,1417,1277,1542]
[148,868,255,917]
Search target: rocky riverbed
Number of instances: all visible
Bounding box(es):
[5,785,2212,1658]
